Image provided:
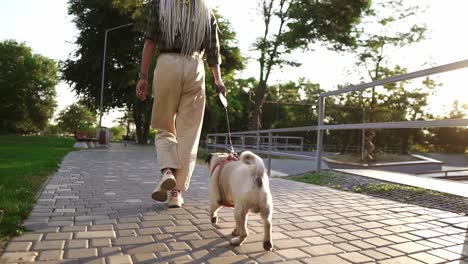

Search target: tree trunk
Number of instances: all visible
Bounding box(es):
[249,81,267,131]
[132,102,152,145]
[400,129,410,154]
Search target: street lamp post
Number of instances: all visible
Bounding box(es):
[98,23,134,129]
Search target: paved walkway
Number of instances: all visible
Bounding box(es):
[2,145,468,263]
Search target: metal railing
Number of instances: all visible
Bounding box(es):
[206,59,468,175]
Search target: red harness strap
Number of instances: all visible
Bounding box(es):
[210,154,238,208]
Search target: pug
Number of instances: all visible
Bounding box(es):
[206,151,273,251]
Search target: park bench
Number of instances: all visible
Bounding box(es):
[73,131,100,149]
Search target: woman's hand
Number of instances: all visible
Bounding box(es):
[136,79,148,101]
[214,78,226,96]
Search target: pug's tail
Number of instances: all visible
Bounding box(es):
[240,151,265,187]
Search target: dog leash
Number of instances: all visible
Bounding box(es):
[216,85,237,156]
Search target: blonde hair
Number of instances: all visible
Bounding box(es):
[159,0,212,55]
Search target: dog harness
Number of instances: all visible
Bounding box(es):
[210,153,238,208]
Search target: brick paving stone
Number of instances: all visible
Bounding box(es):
[44,232,73,240]
[100,246,122,255]
[164,225,198,233]
[408,252,446,264]
[349,240,375,250]
[351,230,377,239]
[107,254,133,264]
[379,256,426,264]
[132,253,157,263]
[125,243,170,254]
[274,239,309,249]
[339,252,375,263]
[90,238,111,247]
[381,234,410,244]
[88,225,114,231]
[275,248,310,259]
[0,252,38,262]
[302,244,344,256]
[399,232,423,241]
[248,252,283,263]
[137,227,162,236]
[322,234,346,243]
[446,244,468,256]
[66,240,88,249]
[411,229,445,239]
[233,243,266,255]
[416,240,444,249]
[11,233,43,241]
[6,145,468,264]
[334,242,361,252]
[61,226,87,232]
[75,231,116,239]
[285,230,318,238]
[114,236,154,246]
[5,241,32,251]
[37,250,64,261]
[34,240,65,250]
[159,250,193,263]
[303,236,332,245]
[117,229,137,237]
[363,237,394,247]
[426,248,464,261]
[390,242,431,254]
[168,242,191,251]
[302,255,351,264]
[208,255,250,264]
[368,228,393,236]
[65,248,98,258]
[360,249,390,260]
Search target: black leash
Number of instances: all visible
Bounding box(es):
[224,107,235,154]
[216,85,236,155]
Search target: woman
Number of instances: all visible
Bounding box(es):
[136,0,226,208]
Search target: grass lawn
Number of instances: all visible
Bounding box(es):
[0,135,75,239]
[289,172,447,196]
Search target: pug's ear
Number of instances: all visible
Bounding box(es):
[205,154,213,164]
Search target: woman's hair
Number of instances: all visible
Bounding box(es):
[159,0,212,55]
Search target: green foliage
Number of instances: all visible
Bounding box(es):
[429,101,468,153]
[289,172,448,199]
[354,183,447,197]
[63,1,245,143]
[250,0,371,130]
[41,124,63,137]
[110,126,126,141]
[0,135,75,238]
[286,0,372,50]
[0,40,58,134]
[56,103,97,135]
[328,0,430,157]
[289,172,335,185]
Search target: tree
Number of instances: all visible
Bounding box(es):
[63,0,244,144]
[201,10,246,136]
[348,0,427,161]
[0,40,57,134]
[249,0,371,130]
[56,103,97,136]
[62,0,150,142]
[429,101,468,153]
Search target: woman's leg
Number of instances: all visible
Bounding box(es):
[151,54,184,201]
[173,57,206,191]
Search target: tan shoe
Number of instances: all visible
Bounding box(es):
[168,190,184,208]
[151,170,176,202]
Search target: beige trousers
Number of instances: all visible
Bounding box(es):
[151,53,206,191]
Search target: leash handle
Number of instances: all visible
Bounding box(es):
[215,85,228,108]
[215,84,235,155]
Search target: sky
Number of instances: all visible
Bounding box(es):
[1,0,467,127]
